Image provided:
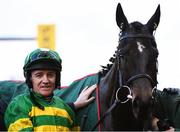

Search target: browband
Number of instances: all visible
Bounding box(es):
[120,34,155,41]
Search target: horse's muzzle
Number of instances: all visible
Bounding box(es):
[132,96,153,120]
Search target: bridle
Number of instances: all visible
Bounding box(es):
[116,33,157,103]
[119,34,155,41]
[91,33,158,131]
[115,75,157,104]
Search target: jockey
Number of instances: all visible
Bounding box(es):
[4,48,96,131]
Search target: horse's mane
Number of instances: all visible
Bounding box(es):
[100,52,116,76]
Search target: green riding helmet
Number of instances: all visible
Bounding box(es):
[23,48,62,88]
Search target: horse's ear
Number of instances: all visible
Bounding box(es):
[116,3,128,30]
[146,4,161,33]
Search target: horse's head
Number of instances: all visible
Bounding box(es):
[115,3,160,121]
[98,3,160,130]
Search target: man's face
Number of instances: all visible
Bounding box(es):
[31,69,56,97]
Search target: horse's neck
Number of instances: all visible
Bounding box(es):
[98,63,146,130]
[98,63,120,130]
[99,63,118,109]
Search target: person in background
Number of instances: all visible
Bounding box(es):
[4,48,96,131]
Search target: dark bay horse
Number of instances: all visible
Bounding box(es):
[97,3,160,130]
[0,3,160,131]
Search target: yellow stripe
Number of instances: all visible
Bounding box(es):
[72,126,80,131]
[8,118,32,131]
[29,106,73,124]
[34,125,70,131]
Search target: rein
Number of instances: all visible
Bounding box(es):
[91,99,120,131]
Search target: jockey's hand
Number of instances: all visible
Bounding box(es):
[74,84,96,109]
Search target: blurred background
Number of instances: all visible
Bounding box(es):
[0,0,180,90]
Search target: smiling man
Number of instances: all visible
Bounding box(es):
[31,70,57,98]
[4,48,96,131]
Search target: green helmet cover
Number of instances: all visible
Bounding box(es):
[23,48,62,88]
